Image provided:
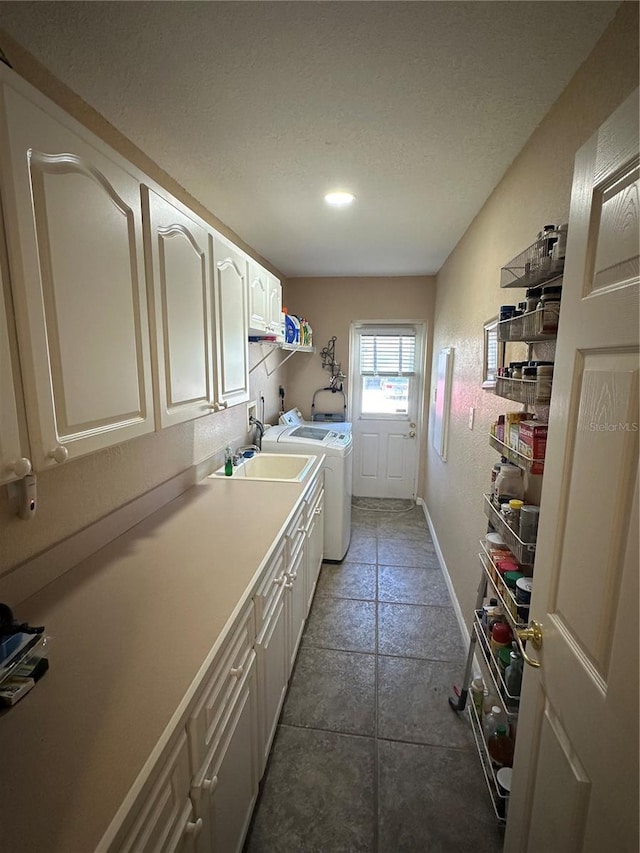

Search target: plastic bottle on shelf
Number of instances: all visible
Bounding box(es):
[495,464,524,504]
[491,621,514,656]
[488,723,515,767]
[483,704,507,741]
[224,446,233,476]
[487,601,507,635]
[505,651,524,697]
[470,677,485,716]
[507,499,524,532]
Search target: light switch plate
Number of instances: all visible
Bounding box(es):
[468,407,475,430]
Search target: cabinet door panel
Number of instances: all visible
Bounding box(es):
[287,545,306,671]
[255,591,288,775]
[143,187,213,428]
[306,490,325,611]
[192,657,259,853]
[116,732,199,853]
[211,235,249,408]
[248,260,268,334]
[0,77,154,468]
[266,273,282,336]
[0,231,30,484]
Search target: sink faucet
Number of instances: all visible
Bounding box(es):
[233,445,261,465]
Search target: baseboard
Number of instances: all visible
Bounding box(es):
[416,497,476,664]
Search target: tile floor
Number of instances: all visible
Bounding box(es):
[244,498,504,853]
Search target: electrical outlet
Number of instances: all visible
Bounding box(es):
[247,401,257,430]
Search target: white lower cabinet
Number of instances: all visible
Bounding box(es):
[286,544,306,672]
[187,603,258,853]
[254,538,289,775]
[105,468,325,852]
[116,732,202,853]
[305,488,325,612]
[190,654,259,853]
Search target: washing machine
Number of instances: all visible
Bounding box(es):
[261,424,352,562]
[278,407,352,435]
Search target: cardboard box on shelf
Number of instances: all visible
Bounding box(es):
[518,421,547,474]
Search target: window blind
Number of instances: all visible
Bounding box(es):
[359,332,416,375]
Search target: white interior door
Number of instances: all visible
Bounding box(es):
[350,322,424,499]
[505,89,639,852]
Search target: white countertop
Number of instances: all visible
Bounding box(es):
[0,467,319,853]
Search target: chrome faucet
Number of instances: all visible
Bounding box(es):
[233,445,261,465]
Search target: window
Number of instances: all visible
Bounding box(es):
[359,329,416,415]
[483,317,503,388]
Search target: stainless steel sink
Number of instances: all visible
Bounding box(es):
[210,453,316,482]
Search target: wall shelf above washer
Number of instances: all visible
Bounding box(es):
[248,341,315,375]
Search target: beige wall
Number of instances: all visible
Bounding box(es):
[283,276,437,481]
[0,35,288,582]
[425,1,639,622]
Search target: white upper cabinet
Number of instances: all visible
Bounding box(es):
[247,260,269,335]
[142,186,216,428]
[248,260,282,340]
[0,238,31,485]
[267,273,283,339]
[0,68,154,470]
[211,235,249,409]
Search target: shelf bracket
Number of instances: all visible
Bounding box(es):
[248,343,315,376]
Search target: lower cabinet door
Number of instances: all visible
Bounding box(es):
[306,491,324,612]
[191,654,259,853]
[115,732,202,853]
[255,589,288,776]
[287,545,306,672]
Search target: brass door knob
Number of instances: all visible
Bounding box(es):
[515,619,543,668]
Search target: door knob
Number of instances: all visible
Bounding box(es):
[48,445,69,464]
[515,619,543,668]
[407,430,416,438]
[8,458,32,478]
[184,817,203,838]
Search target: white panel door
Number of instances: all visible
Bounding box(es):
[266,273,282,337]
[505,89,639,852]
[350,323,425,499]
[211,235,249,409]
[142,187,215,428]
[0,229,31,484]
[247,259,268,335]
[0,72,154,469]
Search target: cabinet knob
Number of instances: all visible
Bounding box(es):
[207,403,218,411]
[8,458,32,478]
[219,401,228,410]
[230,665,243,679]
[48,445,69,464]
[284,580,294,590]
[273,576,284,586]
[297,526,305,533]
[184,817,203,838]
[202,775,219,795]
[288,571,298,581]
[314,506,323,516]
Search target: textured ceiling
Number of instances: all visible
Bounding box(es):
[0,1,619,277]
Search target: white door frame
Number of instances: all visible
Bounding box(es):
[348,319,426,499]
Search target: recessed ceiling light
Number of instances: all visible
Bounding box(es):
[324,191,355,207]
